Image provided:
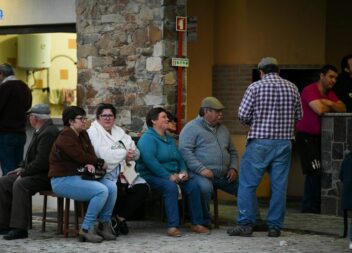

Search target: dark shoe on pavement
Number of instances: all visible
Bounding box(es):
[0,228,12,235]
[3,228,28,240]
[268,228,281,237]
[227,225,253,237]
[111,216,129,235]
[253,219,267,231]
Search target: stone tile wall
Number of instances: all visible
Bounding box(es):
[321,113,352,215]
[76,0,186,132]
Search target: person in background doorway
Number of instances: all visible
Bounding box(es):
[87,103,148,236]
[0,104,59,240]
[333,54,352,112]
[228,57,303,238]
[0,63,32,175]
[296,64,346,214]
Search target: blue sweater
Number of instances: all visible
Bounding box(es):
[179,116,238,178]
[137,128,187,179]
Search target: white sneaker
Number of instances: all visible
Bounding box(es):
[349,241,352,250]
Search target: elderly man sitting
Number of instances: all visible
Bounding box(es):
[0,104,59,240]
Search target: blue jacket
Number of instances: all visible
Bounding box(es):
[137,127,187,179]
[179,116,238,178]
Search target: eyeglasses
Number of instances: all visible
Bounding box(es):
[208,108,222,113]
[100,114,114,119]
[75,116,88,121]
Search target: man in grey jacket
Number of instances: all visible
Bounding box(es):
[179,97,239,227]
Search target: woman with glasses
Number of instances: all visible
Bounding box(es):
[49,106,117,243]
[87,103,149,236]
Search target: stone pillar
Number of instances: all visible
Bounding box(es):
[76,0,186,131]
[321,113,352,215]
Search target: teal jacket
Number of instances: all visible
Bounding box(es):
[137,127,187,179]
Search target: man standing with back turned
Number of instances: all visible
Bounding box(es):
[227,57,302,237]
[0,63,32,175]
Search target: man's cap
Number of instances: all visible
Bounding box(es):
[200,97,225,110]
[258,57,278,69]
[27,104,51,115]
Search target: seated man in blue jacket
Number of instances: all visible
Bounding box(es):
[179,97,260,228]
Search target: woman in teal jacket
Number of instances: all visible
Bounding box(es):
[137,107,209,237]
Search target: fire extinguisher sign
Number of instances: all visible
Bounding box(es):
[176,16,187,32]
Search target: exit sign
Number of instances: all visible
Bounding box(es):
[172,58,189,67]
[176,16,187,32]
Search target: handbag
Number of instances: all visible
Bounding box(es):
[77,158,106,180]
[122,161,139,184]
[118,140,139,184]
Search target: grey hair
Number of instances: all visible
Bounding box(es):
[0,64,14,77]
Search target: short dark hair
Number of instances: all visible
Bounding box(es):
[0,63,14,77]
[62,106,86,126]
[95,103,116,119]
[320,64,338,75]
[146,107,167,127]
[340,54,352,72]
[259,64,279,74]
[166,111,177,123]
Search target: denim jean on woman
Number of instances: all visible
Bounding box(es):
[51,175,117,230]
[236,139,292,230]
[145,175,205,228]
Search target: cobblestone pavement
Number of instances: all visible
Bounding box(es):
[0,211,350,253]
[0,201,350,253]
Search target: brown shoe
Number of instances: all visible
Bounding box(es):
[191,225,210,235]
[167,227,182,237]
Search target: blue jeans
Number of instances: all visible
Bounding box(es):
[237,139,292,230]
[0,133,26,175]
[145,175,206,228]
[190,173,239,225]
[51,175,117,230]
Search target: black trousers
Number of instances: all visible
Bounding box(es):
[0,174,51,230]
[295,132,322,213]
[113,183,149,220]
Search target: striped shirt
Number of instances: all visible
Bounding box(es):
[238,73,303,140]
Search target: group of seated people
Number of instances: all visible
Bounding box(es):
[0,97,241,243]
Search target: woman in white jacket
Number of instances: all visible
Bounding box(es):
[87,103,149,235]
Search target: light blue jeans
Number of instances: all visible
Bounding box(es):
[51,175,117,230]
[237,139,292,230]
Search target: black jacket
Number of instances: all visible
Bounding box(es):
[339,153,352,210]
[20,119,60,178]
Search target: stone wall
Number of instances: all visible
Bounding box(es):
[76,0,186,131]
[321,113,352,215]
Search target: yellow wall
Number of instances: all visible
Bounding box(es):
[186,0,214,121]
[214,0,327,65]
[0,33,77,117]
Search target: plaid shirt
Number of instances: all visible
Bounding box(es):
[239,73,303,140]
